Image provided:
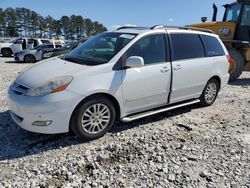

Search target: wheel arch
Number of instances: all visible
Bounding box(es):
[210,75,221,90]
[70,92,121,124]
[24,53,36,59]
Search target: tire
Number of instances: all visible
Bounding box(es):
[24,54,36,63]
[70,96,116,140]
[200,78,219,107]
[1,48,12,57]
[228,49,245,82]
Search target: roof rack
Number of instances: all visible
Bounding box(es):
[151,25,215,34]
[116,26,148,30]
[117,25,215,34]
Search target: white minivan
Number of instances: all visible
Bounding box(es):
[8,26,230,139]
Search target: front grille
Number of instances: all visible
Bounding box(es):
[12,82,30,95]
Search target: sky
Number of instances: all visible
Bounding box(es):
[0,0,233,30]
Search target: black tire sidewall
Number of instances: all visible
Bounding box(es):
[2,49,12,57]
[228,50,245,82]
[24,55,36,63]
[200,79,219,107]
[70,97,116,139]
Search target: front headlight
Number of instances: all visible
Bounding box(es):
[26,76,73,96]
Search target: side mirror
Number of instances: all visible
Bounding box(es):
[125,56,144,68]
[201,17,207,23]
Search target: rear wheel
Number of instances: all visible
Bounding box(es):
[70,96,116,140]
[1,48,12,57]
[200,78,219,107]
[228,49,245,82]
[24,54,36,63]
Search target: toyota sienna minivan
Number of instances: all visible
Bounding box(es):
[8,25,230,139]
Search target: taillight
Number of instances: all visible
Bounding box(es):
[226,55,232,63]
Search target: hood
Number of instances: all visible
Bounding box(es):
[0,42,11,48]
[15,57,86,87]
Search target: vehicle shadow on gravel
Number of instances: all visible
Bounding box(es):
[229,77,250,86]
[4,61,28,64]
[0,104,201,161]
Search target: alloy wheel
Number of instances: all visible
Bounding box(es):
[81,103,111,134]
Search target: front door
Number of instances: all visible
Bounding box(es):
[121,34,171,114]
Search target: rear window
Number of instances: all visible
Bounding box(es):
[201,35,225,57]
[170,34,205,61]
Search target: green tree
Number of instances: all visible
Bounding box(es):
[84,18,94,36]
[1,7,107,38]
[4,8,19,37]
[60,15,70,38]
[0,8,6,37]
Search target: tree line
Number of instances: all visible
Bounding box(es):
[0,7,107,39]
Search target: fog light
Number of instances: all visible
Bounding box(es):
[32,121,52,126]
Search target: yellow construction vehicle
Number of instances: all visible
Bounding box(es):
[189,0,250,81]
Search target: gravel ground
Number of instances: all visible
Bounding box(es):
[0,57,249,188]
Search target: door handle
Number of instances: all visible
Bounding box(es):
[174,64,182,70]
[160,66,170,73]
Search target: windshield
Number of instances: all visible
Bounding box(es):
[13,38,23,44]
[224,4,241,21]
[64,32,137,65]
[241,5,250,26]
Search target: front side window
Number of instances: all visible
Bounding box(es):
[241,5,250,26]
[65,32,137,65]
[170,34,205,61]
[224,4,241,22]
[34,45,43,49]
[126,34,167,65]
[201,35,225,57]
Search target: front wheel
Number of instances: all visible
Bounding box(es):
[70,96,116,140]
[24,54,36,63]
[1,48,12,57]
[200,78,219,107]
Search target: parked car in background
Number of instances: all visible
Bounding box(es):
[0,38,51,57]
[8,26,230,140]
[42,37,90,59]
[14,44,62,63]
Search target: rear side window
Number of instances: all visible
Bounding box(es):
[41,40,51,44]
[170,34,205,61]
[201,35,225,57]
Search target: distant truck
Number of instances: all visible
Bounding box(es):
[0,38,51,57]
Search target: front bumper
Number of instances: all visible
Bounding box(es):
[8,87,84,134]
[14,54,24,62]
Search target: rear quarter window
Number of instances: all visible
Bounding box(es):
[200,35,225,57]
[170,33,205,61]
